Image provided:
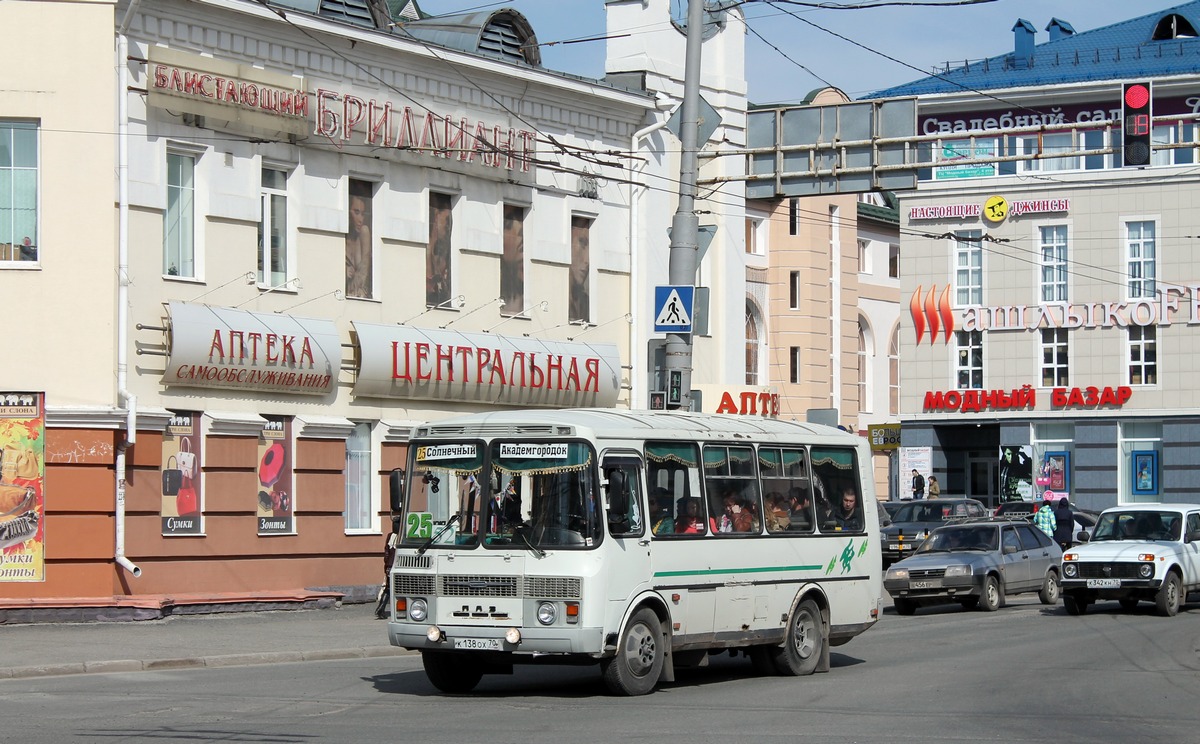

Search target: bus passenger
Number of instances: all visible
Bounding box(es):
[765,493,791,533]
[834,487,863,532]
[675,498,704,534]
[787,487,813,530]
[650,488,674,535]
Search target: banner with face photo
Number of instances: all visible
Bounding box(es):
[257,417,294,535]
[0,392,45,582]
[161,412,202,535]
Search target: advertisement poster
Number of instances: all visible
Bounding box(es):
[0,392,45,582]
[999,445,1034,501]
[257,417,294,535]
[161,412,202,535]
[898,446,932,500]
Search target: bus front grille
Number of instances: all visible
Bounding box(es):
[394,573,436,596]
[441,575,519,598]
[526,576,582,599]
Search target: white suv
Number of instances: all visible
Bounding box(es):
[1060,504,1200,617]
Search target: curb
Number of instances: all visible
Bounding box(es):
[0,646,415,680]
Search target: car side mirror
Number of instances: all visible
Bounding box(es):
[1075,531,1090,544]
[388,468,406,513]
[1186,530,1200,543]
[1003,544,1018,555]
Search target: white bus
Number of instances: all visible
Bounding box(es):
[386,409,882,695]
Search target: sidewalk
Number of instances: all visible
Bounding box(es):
[0,601,412,680]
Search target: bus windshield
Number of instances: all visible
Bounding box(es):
[400,439,601,550]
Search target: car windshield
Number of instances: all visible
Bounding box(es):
[400,440,602,550]
[1091,510,1180,542]
[917,525,997,553]
[895,502,968,523]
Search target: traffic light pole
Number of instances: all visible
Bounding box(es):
[664,0,704,411]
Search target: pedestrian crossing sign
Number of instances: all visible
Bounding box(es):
[654,285,694,333]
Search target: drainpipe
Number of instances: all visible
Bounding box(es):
[629,93,673,408]
[115,1,142,578]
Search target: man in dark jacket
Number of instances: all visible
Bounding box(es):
[1053,498,1074,551]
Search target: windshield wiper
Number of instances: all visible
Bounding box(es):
[416,513,461,555]
[513,523,546,558]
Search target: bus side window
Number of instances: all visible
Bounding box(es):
[604,458,644,538]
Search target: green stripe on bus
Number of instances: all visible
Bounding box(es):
[653,564,823,578]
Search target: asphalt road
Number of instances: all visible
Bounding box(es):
[3,594,1199,743]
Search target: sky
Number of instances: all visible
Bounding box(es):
[424,0,1188,103]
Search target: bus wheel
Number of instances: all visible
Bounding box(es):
[601,607,664,696]
[422,651,483,694]
[772,598,823,676]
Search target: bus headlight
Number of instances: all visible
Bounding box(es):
[410,598,428,622]
[537,601,558,625]
[505,627,523,644]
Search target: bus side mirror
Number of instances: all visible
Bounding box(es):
[605,471,628,521]
[389,468,406,513]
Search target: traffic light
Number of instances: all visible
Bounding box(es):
[1122,81,1152,167]
[667,370,682,406]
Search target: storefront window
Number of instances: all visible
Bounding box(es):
[345,422,374,531]
[1119,421,1162,505]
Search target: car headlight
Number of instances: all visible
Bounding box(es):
[1063,563,1078,578]
[1139,563,1154,578]
[886,568,908,580]
[409,598,428,623]
[943,565,971,577]
[537,601,557,625]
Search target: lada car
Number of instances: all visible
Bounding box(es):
[880,498,987,566]
[1060,503,1200,617]
[884,519,1062,615]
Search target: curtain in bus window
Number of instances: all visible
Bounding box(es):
[646,443,699,468]
[489,441,600,548]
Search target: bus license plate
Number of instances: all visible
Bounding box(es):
[911,580,939,589]
[1086,579,1121,589]
[454,638,501,651]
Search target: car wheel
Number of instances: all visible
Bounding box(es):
[601,607,664,696]
[893,598,917,616]
[1038,571,1060,605]
[959,597,980,609]
[1118,598,1139,611]
[980,575,1003,612]
[772,598,823,676]
[1063,593,1088,616]
[1155,572,1181,617]
[422,651,484,694]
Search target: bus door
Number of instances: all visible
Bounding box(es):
[602,453,652,603]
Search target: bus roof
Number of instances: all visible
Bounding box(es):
[410,408,863,446]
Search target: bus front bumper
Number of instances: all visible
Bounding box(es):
[389,621,606,655]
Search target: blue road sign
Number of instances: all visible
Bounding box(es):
[654,285,694,333]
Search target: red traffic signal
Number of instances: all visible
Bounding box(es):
[1122,82,1152,167]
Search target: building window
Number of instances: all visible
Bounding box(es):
[955,330,983,389]
[427,192,453,307]
[501,204,525,314]
[858,239,870,274]
[745,214,766,256]
[789,270,801,310]
[1039,224,1068,302]
[954,230,982,306]
[0,121,37,263]
[1151,123,1197,166]
[788,197,798,235]
[888,244,899,279]
[345,423,373,531]
[569,216,592,324]
[790,346,801,384]
[888,328,899,415]
[745,300,762,385]
[258,167,288,287]
[164,152,196,277]
[1126,220,1156,299]
[1040,328,1069,387]
[857,320,869,413]
[1128,326,1157,386]
[346,179,374,299]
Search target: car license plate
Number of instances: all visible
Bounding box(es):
[454,637,501,651]
[911,580,939,589]
[890,543,908,551]
[1086,579,1121,589]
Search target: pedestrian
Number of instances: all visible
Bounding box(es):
[1034,497,1057,539]
[927,475,941,499]
[1053,497,1073,550]
[911,469,925,500]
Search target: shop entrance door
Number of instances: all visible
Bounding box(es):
[967,456,997,509]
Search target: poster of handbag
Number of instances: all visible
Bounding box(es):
[0,391,46,582]
[256,417,294,535]
[160,412,202,536]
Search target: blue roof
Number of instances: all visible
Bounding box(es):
[866,1,1200,99]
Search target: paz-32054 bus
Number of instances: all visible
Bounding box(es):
[385,409,882,695]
